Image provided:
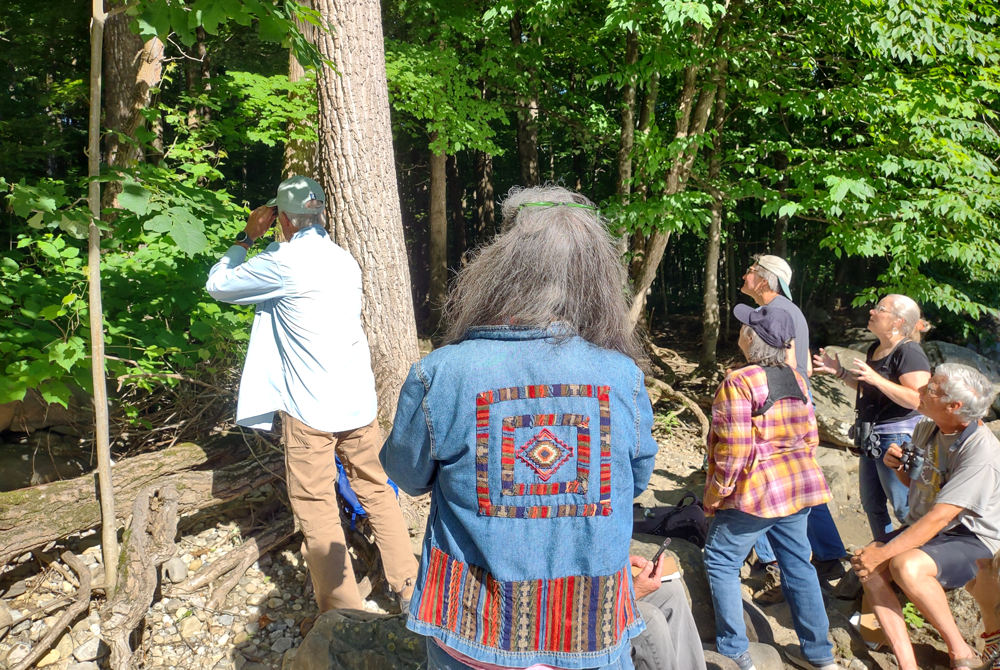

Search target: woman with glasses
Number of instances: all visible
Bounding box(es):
[813,295,931,541]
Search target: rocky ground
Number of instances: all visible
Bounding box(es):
[3,324,1000,670]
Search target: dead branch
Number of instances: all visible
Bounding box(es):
[206,515,294,609]
[647,377,711,443]
[12,552,91,670]
[101,485,179,670]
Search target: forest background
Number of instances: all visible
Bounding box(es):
[1,0,999,435]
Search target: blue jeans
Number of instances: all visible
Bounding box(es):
[859,432,911,541]
[705,508,834,665]
[754,503,846,563]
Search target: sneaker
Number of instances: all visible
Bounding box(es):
[733,650,757,670]
[753,563,785,605]
[786,647,842,670]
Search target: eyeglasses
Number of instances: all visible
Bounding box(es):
[923,384,945,398]
[873,304,899,316]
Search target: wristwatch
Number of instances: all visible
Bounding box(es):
[234,231,255,246]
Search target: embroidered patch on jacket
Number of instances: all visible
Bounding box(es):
[476,384,611,517]
[416,547,639,654]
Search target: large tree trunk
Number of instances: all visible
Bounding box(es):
[428,143,447,333]
[616,30,639,202]
[510,12,540,187]
[313,0,420,426]
[283,0,317,182]
[447,154,465,268]
[474,149,495,241]
[0,440,283,567]
[700,60,728,366]
[101,1,164,211]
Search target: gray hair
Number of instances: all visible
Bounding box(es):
[885,294,930,342]
[752,255,780,293]
[281,209,326,231]
[743,325,790,367]
[443,185,647,368]
[935,363,997,422]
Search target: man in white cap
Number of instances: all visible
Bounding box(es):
[739,254,847,602]
[205,175,418,613]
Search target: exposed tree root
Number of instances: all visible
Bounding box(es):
[11,552,91,670]
[646,377,711,443]
[204,515,295,609]
[101,485,179,670]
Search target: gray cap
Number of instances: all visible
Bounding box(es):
[756,255,793,301]
[266,175,325,214]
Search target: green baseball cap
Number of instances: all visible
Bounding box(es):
[266,175,326,214]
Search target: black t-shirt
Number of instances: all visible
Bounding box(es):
[857,339,931,425]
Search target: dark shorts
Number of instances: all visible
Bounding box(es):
[884,525,992,589]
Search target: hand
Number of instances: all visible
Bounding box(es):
[630,554,665,600]
[703,489,724,516]
[850,359,883,386]
[244,205,278,241]
[851,543,889,582]
[813,348,840,376]
[883,443,904,470]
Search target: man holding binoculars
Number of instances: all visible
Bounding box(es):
[851,363,1000,670]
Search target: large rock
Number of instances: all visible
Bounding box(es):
[632,534,715,641]
[0,387,89,434]
[291,610,425,670]
[923,340,1000,418]
[810,348,864,448]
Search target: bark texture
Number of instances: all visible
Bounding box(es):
[0,440,282,566]
[428,144,447,332]
[283,0,318,182]
[700,61,728,366]
[474,149,495,240]
[101,485,179,670]
[313,0,420,426]
[101,2,164,211]
[616,30,639,202]
[447,154,465,268]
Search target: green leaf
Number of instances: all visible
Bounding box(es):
[35,241,60,259]
[118,182,151,216]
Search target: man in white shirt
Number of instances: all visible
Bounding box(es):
[206,175,417,612]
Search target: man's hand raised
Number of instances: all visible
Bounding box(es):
[630,554,665,600]
[244,205,278,241]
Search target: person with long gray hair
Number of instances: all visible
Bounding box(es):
[380,185,703,670]
[852,364,1000,670]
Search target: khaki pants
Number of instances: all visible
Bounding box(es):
[282,413,418,612]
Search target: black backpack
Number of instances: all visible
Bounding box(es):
[633,491,710,548]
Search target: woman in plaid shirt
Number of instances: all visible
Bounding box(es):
[703,304,842,670]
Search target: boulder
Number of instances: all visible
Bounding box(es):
[632,534,714,641]
[810,349,863,448]
[922,341,1000,416]
[291,610,426,670]
[704,649,740,670]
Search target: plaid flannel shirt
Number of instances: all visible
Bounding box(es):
[706,365,831,518]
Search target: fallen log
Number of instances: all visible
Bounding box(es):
[0,439,284,566]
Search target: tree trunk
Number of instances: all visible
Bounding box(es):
[474,150,495,242]
[0,440,283,567]
[773,150,789,257]
[88,0,117,595]
[283,0,317,183]
[447,154,465,268]
[101,0,164,211]
[313,0,420,427]
[700,61,728,366]
[428,143,447,333]
[186,27,211,132]
[510,12,539,187]
[616,30,639,202]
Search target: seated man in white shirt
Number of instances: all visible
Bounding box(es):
[852,364,1000,670]
[205,176,417,612]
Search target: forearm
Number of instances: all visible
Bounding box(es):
[879,505,961,563]
[872,377,920,410]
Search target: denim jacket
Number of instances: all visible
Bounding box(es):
[380,326,658,669]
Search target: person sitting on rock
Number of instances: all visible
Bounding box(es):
[852,363,1000,670]
[380,185,661,670]
[704,304,843,670]
[630,553,708,670]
